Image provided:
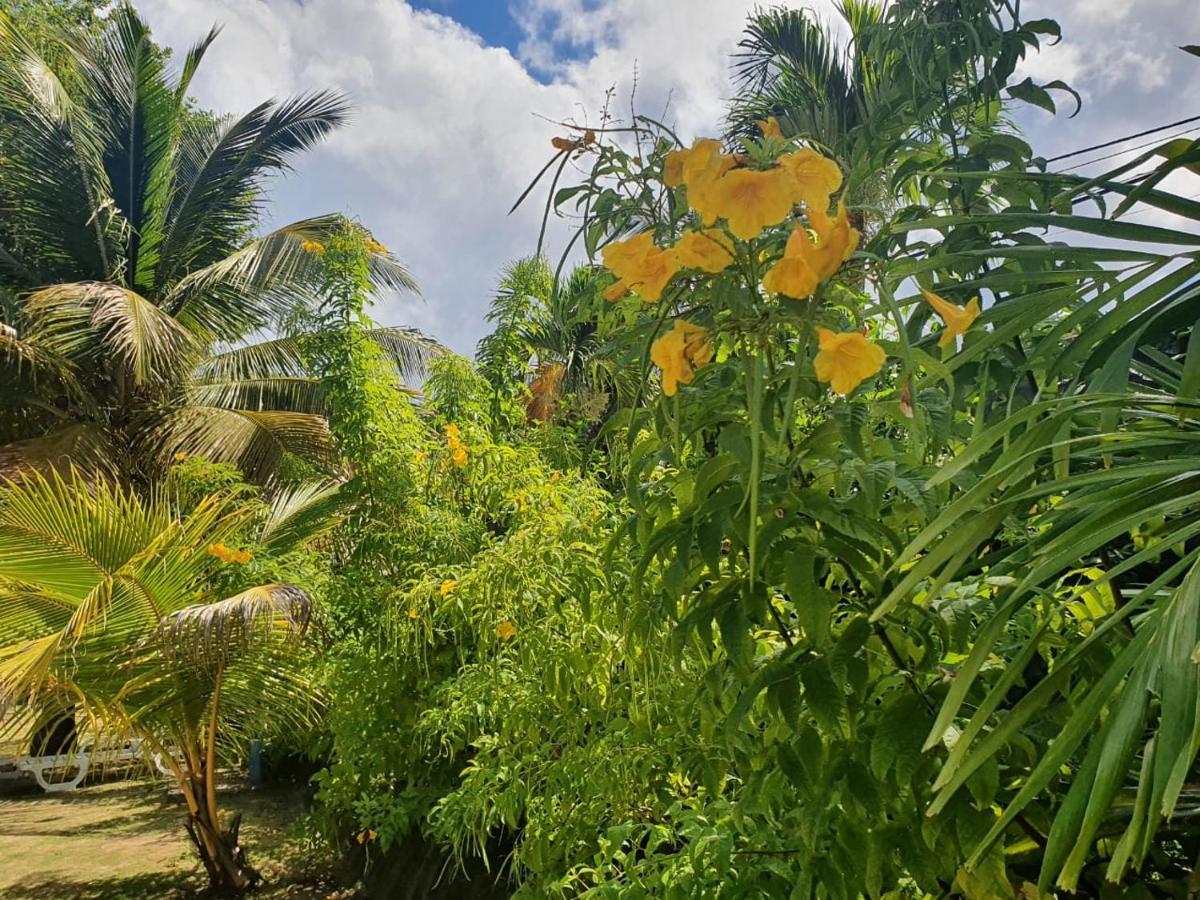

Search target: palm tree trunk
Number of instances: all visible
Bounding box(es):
[176,667,261,893]
[184,796,260,893]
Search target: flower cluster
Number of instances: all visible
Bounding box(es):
[444,424,468,468]
[600,124,983,399]
[300,239,325,255]
[650,319,714,397]
[207,542,252,565]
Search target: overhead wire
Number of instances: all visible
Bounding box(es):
[1058,125,1200,173]
[1043,113,1200,164]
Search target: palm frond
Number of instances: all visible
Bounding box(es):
[0,422,120,482]
[729,5,860,142]
[0,9,122,282]
[155,91,352,294]
[194,325,442,400]
[157,406,335,480]
[68,5,181,292]
[259,480,346,553]
[25,282,196,383]
[186,376,326,415]
[164,216,418,339]
[154,585,311,669]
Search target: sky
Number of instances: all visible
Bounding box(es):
[132,0,1200,355]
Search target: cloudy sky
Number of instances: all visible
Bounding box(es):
[134,0,1200,354]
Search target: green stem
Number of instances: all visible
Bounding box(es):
[671,391,681,463]
[746,349,763,590]
[876,276,915,379]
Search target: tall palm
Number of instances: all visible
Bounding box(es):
[0,469,332,892]
[730,2,886,150]
[729,1,894,220]
[0,6,439,482]
[477,258,633,425]
[522,263,640,423]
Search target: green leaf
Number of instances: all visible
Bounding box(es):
[801,657,847,738]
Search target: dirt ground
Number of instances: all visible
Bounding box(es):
[0,775,356,899]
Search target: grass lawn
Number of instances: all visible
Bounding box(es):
[0,776,353,898]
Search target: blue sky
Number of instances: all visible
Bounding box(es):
[409,1,526,56]
[136,0,1200,354]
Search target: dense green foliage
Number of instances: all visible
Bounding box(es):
[3,1,1200,897]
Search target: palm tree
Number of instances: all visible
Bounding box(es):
[477,258,635,427]
[0,6,439,483]
[0,468,332,892]
[730,2,886,149]
[728,2,1040,230]
[728,1,894,223]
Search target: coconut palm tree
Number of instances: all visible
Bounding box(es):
[0,468,333,892]
[0,5,439,483]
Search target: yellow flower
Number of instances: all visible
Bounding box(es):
[762,202,859,299]
[813,327,887,396]
[206,543,251,565]
[669,139,736,222]
[921,287,981,348]
[663,149,687,187]
[601,232,680,302]
[675,139,734,188]
[672,229,734,274]
[650,319,714,397]
[757,117,784,140]
[550,471,561,483]
[778,149,843,211]
[439,579,457,597]
[173,451,188,462]
[300,239,325,255]
[414,450,428,464]
[364,238,388,254]
[451,445,468,468]
[444,423,460,441]
[406,606,419,619]
[705,167,798,240]
[496,620,517,641]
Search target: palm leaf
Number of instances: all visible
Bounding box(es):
[25,282,196,384]
[155,91,352,294]
[154,585,312,669]
[259,480,346,553]
[0,9,121,282]
[157,406,335,480]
